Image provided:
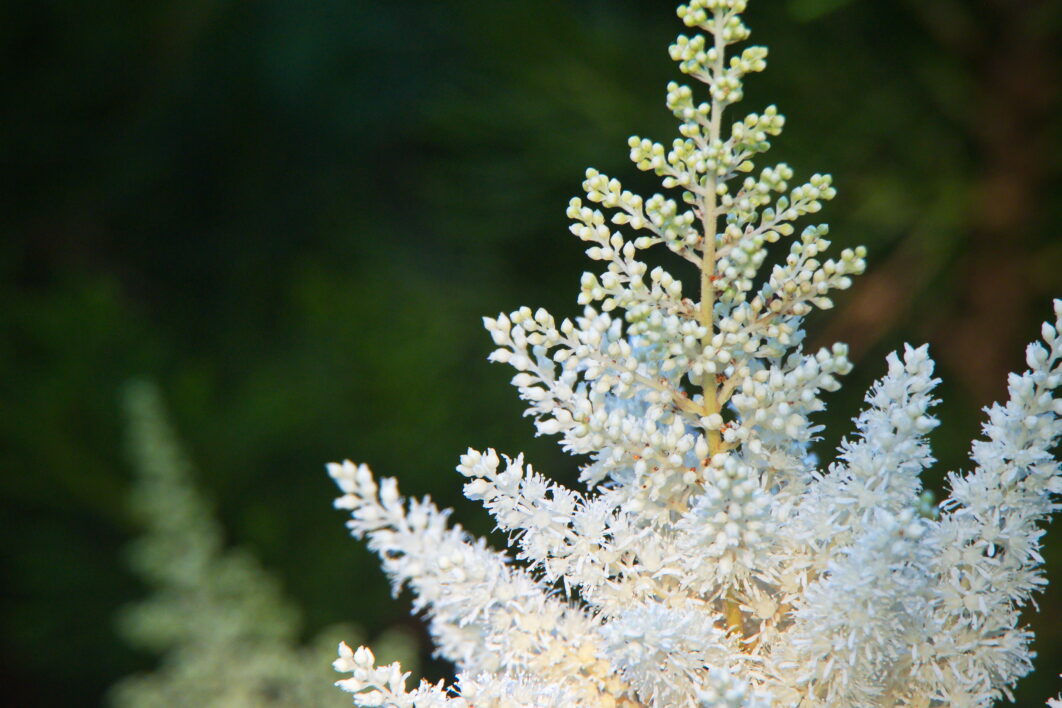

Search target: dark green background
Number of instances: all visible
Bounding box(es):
[4,0,1061,704]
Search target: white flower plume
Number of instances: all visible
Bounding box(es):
[326,0,1062,705]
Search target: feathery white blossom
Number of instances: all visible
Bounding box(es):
[328,1,1062,705]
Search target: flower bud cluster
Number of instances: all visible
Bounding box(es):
[678,2,751,45]
[676,452,774,589]
[667,81,709,131]
[628,133,747,195]
[577,170,700,262]
[728,343,852,449]
[756,227,866,317]
[637,63,785,200]
[729,105,784,158]
[710,46,767,105]
[728,169,836,239]
[720,163,794,231]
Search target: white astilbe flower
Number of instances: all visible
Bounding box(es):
[458,448,682,610]
[599,601,736,705]
[697,667,774,708]
[780,344,940,589]
[328,461,625,705]
[327,0,1062,705]
[908,307,1062,706]
[334,642,587,708]
[782,508,935,706]
[674,452,774,592]
[458,448,609,595]
[333,644,459,708]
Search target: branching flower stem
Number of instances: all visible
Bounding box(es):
[698,8,728,456]
[696,7,742,635]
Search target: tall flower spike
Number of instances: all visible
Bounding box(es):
[330,1,1061,705]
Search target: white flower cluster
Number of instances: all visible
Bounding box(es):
[328,1,1062,705]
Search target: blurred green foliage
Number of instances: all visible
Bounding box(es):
[3,0,1060,704]
[111,381,416,707]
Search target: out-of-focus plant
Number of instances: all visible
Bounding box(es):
[111,381,415,708]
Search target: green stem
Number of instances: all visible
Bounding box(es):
[699,9,728,455]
